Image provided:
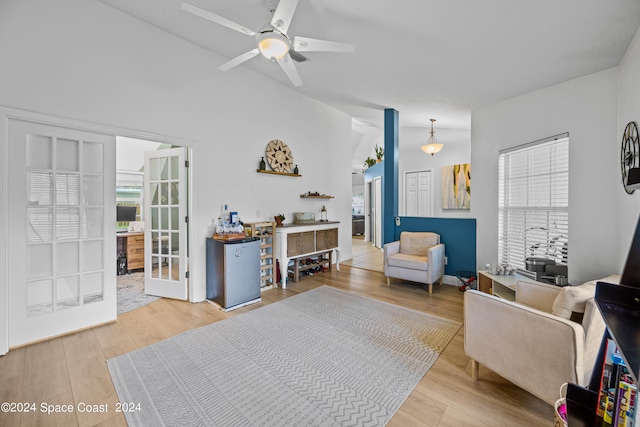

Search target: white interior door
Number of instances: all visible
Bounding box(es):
[144,147,188,300]
[374,177,382,249]
[405,170,433,217]
[7,119,116,348]
[406,172,418,216]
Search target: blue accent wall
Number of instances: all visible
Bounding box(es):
[395,217,477,277]
[364,161,384,181]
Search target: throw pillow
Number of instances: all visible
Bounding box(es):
[551,274,621,319]
[552,282,596,319]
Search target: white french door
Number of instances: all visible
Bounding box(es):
[144,147,188,300]
[7,119,116,347]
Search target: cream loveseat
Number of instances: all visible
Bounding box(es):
[383,232,445,294]
[464,275,620,405]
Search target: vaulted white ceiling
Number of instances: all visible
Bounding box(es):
[100,0,640,173]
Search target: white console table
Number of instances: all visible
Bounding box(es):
[275,221,340,288]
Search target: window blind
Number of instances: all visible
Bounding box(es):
[498,135,569,270]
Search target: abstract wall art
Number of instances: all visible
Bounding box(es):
[442,163,471,209]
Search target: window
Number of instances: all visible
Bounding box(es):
[498,134,569,270]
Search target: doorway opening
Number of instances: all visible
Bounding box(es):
[115,137,190,314]
[343,172,383,272]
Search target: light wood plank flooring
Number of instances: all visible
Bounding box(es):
[342,238,383,272]
[0,266,553,426]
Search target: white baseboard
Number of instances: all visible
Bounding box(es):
[442,274,458,286]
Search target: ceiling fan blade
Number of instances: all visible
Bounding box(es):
[293,36,355,53]
[276,54,302,87]
[181,2,256,36]
[219,48,260,71]
[289,49,308,63]
[270,0,299,34]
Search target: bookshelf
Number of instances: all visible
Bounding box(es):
[566,214,640,426]
[566,281,640,426]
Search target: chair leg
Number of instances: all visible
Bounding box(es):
[428,283,433,294]
[439,275,443,286]
[471,359,479,380]
[386,277,390,286]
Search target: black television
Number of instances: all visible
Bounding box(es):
[116,205,137,222]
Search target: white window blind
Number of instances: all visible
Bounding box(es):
[498,135,569,270]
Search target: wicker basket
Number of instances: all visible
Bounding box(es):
[554,383,568,427]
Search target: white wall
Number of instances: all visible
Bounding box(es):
[617,27,640,270]
[0,0,353,303]
[472,68,620,284]
[398,127,472,218]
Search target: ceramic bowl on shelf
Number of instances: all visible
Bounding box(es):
[293,212,315,224]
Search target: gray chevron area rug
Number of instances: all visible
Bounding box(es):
[117,272,160,315]
[107,285,461,426]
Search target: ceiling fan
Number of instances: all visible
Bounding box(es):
[181,0,355,87]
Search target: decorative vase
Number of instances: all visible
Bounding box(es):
[293,164,299,174]
[376,158,382,163]
[274,216,283,227]
[259,157,266,170]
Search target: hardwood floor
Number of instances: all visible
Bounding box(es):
[342,238,384,272]
[0,266,553,426]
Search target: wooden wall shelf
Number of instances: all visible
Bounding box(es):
[257,169,301,177]
[300,195,334,199]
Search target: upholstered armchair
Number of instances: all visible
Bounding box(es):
[464,275,619,405]
[383,231,445,294]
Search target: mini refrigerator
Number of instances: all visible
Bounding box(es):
[206,237,261,310]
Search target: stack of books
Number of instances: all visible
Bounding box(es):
[596,338,638,426]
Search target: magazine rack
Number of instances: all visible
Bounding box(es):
[566,215,640,426]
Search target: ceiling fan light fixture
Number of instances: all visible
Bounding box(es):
[257,31,290,60]
[421,118,443,156]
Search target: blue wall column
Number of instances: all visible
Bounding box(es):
[383,109,399,245]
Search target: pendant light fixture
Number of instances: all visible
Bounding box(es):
[421,118,443,156]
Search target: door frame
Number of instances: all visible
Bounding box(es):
[373,177,382,249]
[0,106,194,354]
[364,181,371,242]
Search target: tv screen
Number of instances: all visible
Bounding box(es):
[117,205,137,222]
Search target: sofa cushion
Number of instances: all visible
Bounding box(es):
[387,253,428,271]
[551,274,621,319]
[400,232,439,256]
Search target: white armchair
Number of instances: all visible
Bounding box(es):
[383,231,445,294]
[464,275,619,405]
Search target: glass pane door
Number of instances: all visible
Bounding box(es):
[7,119,116,348]
[144,147,187,300]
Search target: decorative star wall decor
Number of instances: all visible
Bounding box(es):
[265,139,294,173]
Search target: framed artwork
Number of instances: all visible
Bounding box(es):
[442,163,471,209]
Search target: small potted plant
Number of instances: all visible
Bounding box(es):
[274,213,285,227]
[374,144,384,162]
[363,156,376,168]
